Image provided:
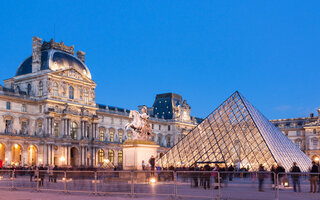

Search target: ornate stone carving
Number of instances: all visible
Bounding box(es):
[42,38,75,55]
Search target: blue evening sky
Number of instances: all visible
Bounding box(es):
[0,1,319,120]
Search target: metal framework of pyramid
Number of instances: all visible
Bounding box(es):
[158,91,311,171]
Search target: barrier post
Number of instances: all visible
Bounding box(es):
[36,168,39,192]
[64,171,67,193]
[11,169,15,190]
[174,171,177,199]
[94,171,97,195]
[217,172,221,200]
[276,173,279,200]
[130,171,134,198]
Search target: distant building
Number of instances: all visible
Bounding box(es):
[271,112,320,162]
[0,37,198,168]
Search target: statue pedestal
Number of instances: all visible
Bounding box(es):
[122,140,159,170]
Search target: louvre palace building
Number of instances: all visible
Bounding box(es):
[0,36,200,168]
[0,36,318,169]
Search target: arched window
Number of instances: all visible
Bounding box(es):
[69,86,74,99]
[312,138,318,147]
[118,150,123,164]
[108,150,114,164]
[54,122,59,137]
[100,129,104,141]
[53,82,58,96]
[38,81,43,96]
[119,131,123,143]
[71,122,77,139]
[109,130,114,142]
[127,131,132,140]
[98,149,104,164]
[27,84,32,95]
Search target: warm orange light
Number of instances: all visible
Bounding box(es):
[14,144,18,149]
[315,157,320,162]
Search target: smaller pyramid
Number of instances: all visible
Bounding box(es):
[158,91,311,171]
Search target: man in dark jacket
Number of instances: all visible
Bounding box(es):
[310,161,318,193]
[290,162,301,192]
[276,163,285,186]
[149,156,155,171]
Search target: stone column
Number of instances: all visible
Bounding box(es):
[23,149,27,166]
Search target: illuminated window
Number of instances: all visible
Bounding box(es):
[108,150,114,164]
[71,122,77,139]
[98,149,104,164]
[118,150,123,164]
[38,81,43,96]
[127,132,132,140]
[100,130,104,141]
[119,131,123,143]
[109,130,114,142]
[69,86,74,99]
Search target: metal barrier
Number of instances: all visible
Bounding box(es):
[2,169,320,199]
[277,172,320,200]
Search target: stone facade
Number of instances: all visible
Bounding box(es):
[271,112,320,162]
[0,37,197,168]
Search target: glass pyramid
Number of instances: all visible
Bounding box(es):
[158,91,311,171]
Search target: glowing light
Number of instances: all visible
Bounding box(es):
[315,157,319,162]
[39,159,42,163]
[150,177,156,184]
[284,182,289,187]
[60,157,65,162]
[104,159,109,163]
[14,144,18,149]
[5,158,7,161]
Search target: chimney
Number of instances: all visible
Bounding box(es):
[310,113,314,118]
[32,36,42,73]
[77,50,85,63]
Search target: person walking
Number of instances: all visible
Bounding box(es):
[228,165,234,181]
[276,163,285,188]
[270,164,276,189]
[258,164,265,192]
[203,163,211,190]
[142,160,146,170]
[290,162,301,192]
[148,156,155,171]
[310,161,318,193]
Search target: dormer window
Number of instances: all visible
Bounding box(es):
[69,86,74,99]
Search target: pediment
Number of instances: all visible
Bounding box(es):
[51,68,94,83]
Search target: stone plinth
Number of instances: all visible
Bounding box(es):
[122,140,159,170]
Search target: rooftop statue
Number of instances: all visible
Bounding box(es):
[125,106,153,140]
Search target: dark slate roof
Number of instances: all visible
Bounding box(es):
[15,50,91,78]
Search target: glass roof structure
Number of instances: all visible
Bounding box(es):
[158,91,311,171]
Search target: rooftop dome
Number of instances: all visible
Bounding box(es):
[16,47,91,79]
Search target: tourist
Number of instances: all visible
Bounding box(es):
[212,164,220,189]
[258,164,265,192]
[148,156,155,171]
[142,160,146,170]
[290,162,301,192]
[276,163,285,187]
[228,165,234,181]
[203,163,211,190]
[310,161,318,193]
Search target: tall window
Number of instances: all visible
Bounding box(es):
[37,121,42,134]
[5,120,12,133]
[313,139,318,146]
[127,132,132,140]
[295,140,301,149]
[109,130,114,142]
[100,130,104,141]
[167,136,171,147]
[118,150,123,164]
[69,86,74,99]
[27,84,31,95]
[54,122,59,137]
[84,89,89,103]
[22,104,26,112]
[38,81,43,96]
[71,122,77,139]
[21,121,27,134]
[6,102,11,110]
[53,82,58,96]
[98,149,104,164]
[168,125,171,131]
[108,150,114,164]
[119,131,123,143]
[39,105,42,113]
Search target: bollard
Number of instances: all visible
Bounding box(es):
[64,171,67,193]
[94,171,97,196]
[130,171,134,198]
[11,170,15,190]
[36,169,39,192]
[174,172,177,199]
[217,172,221,200]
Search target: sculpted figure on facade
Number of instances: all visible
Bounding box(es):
[125,106,153,140]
